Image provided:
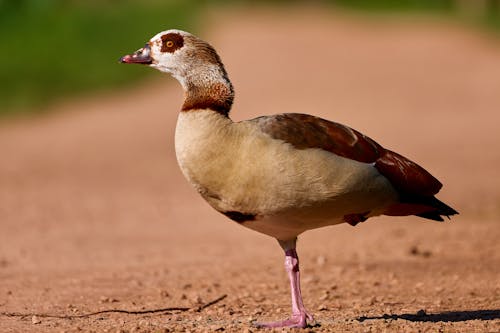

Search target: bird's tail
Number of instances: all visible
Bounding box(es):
[415,196,459,222]
[384,195,458,222]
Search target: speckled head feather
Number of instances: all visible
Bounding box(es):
[121,29,234,115]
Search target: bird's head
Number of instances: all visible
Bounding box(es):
[120,29,225,88]
[121,29,233,114]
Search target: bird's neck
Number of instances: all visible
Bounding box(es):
[178,64,234,116]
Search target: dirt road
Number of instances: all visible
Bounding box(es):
[0,6,499,332]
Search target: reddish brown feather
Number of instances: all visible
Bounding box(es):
[375,150,442,196]
[254,113,445,216]
[343,212,370,226]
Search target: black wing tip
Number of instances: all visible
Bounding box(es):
[417,209,459,222]
[410,195,458,222]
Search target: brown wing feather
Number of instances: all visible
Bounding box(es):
[253,113,456,219]
[254,113,381,163]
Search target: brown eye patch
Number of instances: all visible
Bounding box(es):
[161,33,184,53]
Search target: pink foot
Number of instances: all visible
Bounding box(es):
[254,311,315,328]
[254,241,316,329]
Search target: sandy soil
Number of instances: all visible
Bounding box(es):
[1,6,499,333]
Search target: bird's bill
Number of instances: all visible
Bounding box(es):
[120,44,152,64]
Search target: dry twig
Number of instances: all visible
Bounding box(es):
[0,294,227,320]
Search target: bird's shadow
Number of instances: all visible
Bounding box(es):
[357,309,500,323]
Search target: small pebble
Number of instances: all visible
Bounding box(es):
[99,296,119,303]
[416,309,427,316]
[210,324,224,331]
[318,304,328,311]
[319,292,330,301]
[31,315,41,324]
[316,255,327,266]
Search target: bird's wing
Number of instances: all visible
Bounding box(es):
[251,113,442,198]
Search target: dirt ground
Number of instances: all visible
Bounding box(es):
[1,6,499,333]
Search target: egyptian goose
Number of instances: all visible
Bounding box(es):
[121,29,457,328]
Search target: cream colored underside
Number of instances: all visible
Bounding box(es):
[175,110,398,241]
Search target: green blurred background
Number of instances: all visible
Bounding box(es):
[0,0,498,117]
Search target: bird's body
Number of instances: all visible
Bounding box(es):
[175,109,397,240]
[121,29,457,328]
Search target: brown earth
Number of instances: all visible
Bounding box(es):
[1,6,499,333]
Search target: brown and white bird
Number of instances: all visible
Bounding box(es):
[121,29,458,328]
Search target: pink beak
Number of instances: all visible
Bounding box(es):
[120,44,152,65]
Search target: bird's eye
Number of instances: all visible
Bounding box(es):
[160,33,184,53]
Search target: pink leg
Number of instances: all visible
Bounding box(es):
[255,241,314,328]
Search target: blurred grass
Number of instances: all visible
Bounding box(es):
[330,0,455,12]
[0,0,202,116]
[0,0,499,117]
[330,0,500,32]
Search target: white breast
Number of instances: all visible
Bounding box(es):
[175,110,398,240]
